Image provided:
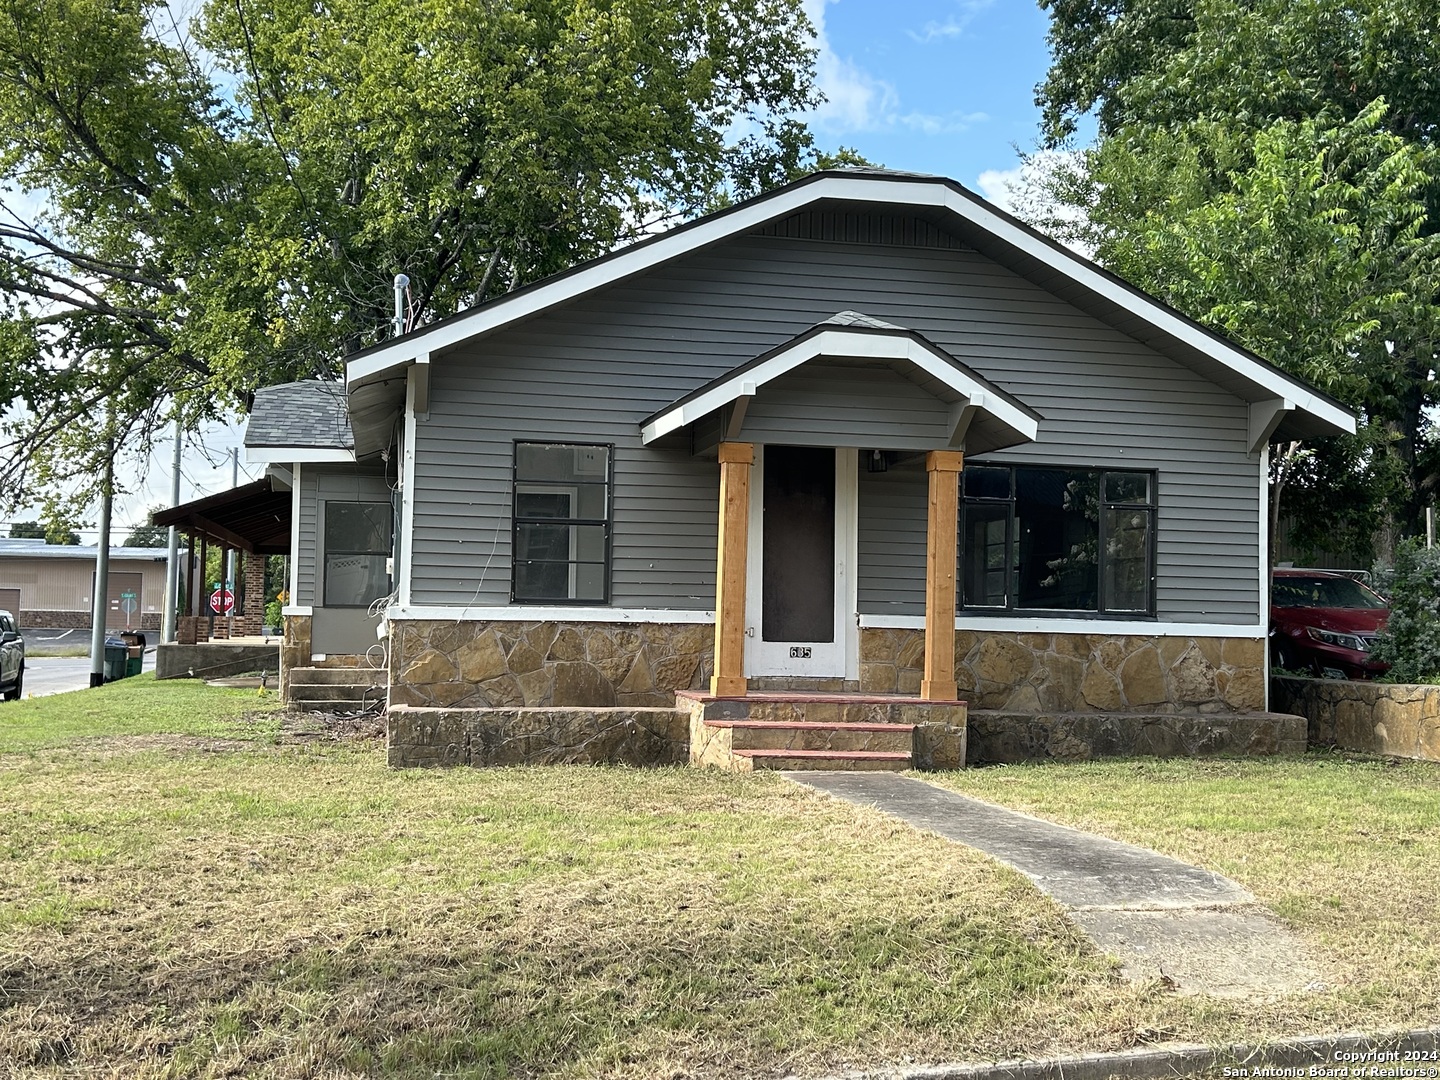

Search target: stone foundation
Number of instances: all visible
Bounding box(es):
[387,704,687,767]
[1272,675,1440,761]
[388,619,714,709]
[860,628,1266,713]
[966,709,1306,765]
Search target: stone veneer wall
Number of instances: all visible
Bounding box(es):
[966,710,1306,765]
[859,628,1266,713]
[1272,675,1440,761]
[389,620,714,710]
[387,705,687,768]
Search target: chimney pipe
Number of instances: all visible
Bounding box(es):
[393,273,410,337]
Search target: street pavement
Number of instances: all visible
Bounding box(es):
[18,648,158,699]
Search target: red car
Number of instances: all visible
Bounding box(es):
[1270,569,1390,679]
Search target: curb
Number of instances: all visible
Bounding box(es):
[830,1029,1440,1080]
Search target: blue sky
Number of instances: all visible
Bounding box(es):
[804,0,1061,205]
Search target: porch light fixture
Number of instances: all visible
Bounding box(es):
[867,449,888,474]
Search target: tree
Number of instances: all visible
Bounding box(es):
[7,519,80,544]
[1030,0,1440,562]
[0,0,852,514]
[123,509,168,547]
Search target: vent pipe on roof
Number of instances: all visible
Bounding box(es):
[393,273,410,338]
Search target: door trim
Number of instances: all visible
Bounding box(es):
[744,446,858,679]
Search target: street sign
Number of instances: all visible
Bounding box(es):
[209,588,235,615]
[119,591,138,627]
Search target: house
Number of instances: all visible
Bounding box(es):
[246,168,1353,767]
[0,539,170,631]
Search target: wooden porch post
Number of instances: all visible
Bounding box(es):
[711,441,753,697]
[922,449,964,701]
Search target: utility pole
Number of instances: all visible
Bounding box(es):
[226,446,238,607]
[89,410,115,688]
[161,419,182,643]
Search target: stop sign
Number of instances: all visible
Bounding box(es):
[209,588,235,615]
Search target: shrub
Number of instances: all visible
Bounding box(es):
[1369,539,1440,682]
[264,597,283,629]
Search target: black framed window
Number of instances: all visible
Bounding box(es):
[323,501,393,607]
[961,465,1156,616]
[512,442,612,603]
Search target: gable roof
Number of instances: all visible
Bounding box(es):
[642,312,1043,455]
[345,169,1354,442]
[244,380,355,464]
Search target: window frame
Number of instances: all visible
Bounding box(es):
[510,441,614,605]
[959,463,1158,618]
[321,500,395,609]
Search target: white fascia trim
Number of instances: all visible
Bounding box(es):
[1260,443,1272,709]
[641,328,1038,444]
[346,174,1354,437]
[859,613,1266,638]
[287,463,301,603]
[385,605,715,624]
[397,370,419,607]
[1248,398,1296,454]
[282,605,313,617]
[245,446,356,465]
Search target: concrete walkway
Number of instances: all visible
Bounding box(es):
[787,772,1318,996]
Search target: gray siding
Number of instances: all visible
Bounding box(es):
[297,465,393,609]
[737,363,953,450]
[296,466,318,606]
[411,221,1262,624]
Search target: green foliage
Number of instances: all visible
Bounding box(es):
[0,0,847,512]
[264,597,282,629]
[122,509,167,547]
[7,519,79,544]
[1369,539,1440,681]
[1030,0,1440,559]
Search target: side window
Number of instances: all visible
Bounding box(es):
[512,442,612,603]
[323,501,393,607]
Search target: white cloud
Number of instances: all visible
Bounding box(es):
[804,0,987,137]
[907,0,995,44]
[804,0,898,134]
[899,110,989,136]
[976,151,1095,256]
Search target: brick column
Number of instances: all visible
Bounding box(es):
[922,449,964,701]
[243,551,267,634]
[711,442,753,697]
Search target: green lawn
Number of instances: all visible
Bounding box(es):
[2,682,1438,1077]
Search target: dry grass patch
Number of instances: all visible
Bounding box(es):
[0,735,1244,1080]
[928,754,1440,1037]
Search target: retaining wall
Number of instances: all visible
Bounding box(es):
[1271,675,1440,762]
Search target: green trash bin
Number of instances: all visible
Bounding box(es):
[120,632,146,677]
[103,637,128,682]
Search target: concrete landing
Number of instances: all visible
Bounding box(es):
[786,772,1317,996]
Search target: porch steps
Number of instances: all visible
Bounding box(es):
[286,665,387,714]
[700,719,915,771]
[679,690,967,771]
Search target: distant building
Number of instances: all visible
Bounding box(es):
[0,539,169,630]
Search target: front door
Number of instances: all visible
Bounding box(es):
[745,445,856,678]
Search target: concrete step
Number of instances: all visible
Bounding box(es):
[287,682,387,702]
[287,666,387,686]
[732,748,912,772]
[706,719,915,755]
[290,695,385,715]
